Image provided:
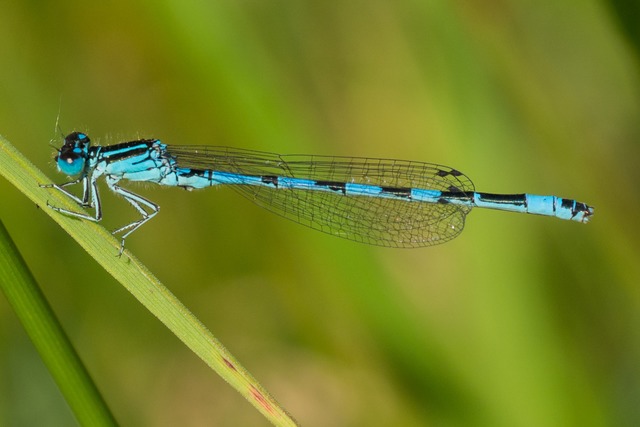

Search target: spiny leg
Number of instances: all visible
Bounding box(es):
[106,177,159,256]
[40,175,103,222]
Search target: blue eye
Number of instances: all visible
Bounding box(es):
[57,149,86,176]
[56,132,91,176]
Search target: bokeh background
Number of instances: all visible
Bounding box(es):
[1,1,639,426]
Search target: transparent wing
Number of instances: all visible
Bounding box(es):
[168,146,475,247]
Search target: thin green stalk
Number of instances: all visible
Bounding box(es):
[0,220,118,426]
[0,134,298,426]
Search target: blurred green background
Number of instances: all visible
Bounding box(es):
[1,1,639,426]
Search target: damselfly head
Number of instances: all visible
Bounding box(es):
[56,132,91,176]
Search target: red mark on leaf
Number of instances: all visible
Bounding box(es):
[222,357,236,371]
[250,386,275,415]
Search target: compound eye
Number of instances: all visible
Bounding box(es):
[57,150,86,176]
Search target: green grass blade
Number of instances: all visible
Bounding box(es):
[0,134,298,426]
[0,220,118,426]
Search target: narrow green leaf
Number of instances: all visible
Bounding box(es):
[0,220,118,426]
